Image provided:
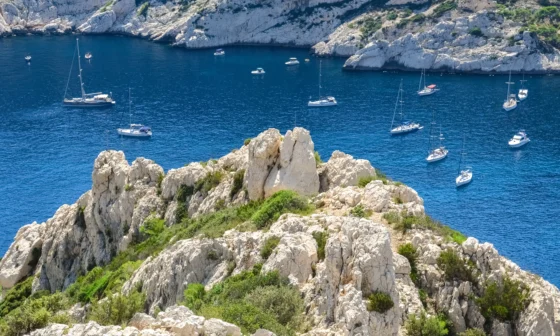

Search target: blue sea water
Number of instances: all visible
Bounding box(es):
[1,35,560,285]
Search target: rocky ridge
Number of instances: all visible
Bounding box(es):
[1,0,560,72]
[0,126,559,335]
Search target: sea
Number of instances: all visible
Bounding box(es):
[1,35,559,285]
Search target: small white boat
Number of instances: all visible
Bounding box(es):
[305,59,310,62]
[418,69,439,96]
[25,55,32,62]
[308,96,337,107]
[285,57,300,66]
[456,136,473,187]
[308,60,337,107]
[251,67,265,75]
[518,74,528,101]
[508,130,530,148]
[214,48,225,56]
[390,80,422,135]
[117,89,152,138]
[503,71,518,111]
[426,115,448,162]
[456,168,473,187]
[85,52,92,60]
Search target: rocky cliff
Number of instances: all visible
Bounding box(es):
[1,127,559,336]
[1,0,560,72]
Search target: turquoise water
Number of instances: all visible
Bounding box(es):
[1,35,560,285]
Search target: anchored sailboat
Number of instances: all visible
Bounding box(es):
[418,68,439,96]
[117,88,152,138]
[518,74,528,101]
[456,135,473,187]
[63,38,115,108]
[308,60,337,107]
[426,112,448,163]
[503,71,517,111]
[390,80,422,135]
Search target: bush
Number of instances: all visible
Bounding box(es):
[398,243,419,284]
[469,27,484,37]
[195,171,224,195]
[89,290,146,325]
[459,329,486,336]
[358,175,376,187]
[140,217,165,237]
[251,190,311,229]
[230,169,245,199]
[405,312,449,336]
[476,277,530,322]
[124,184,133,191]
[360,17,382,40]
[367,291,394,313]
[411,14,426,22]
[260,236,281,260]
[313,231,328,261]
[385,213,466,243]
[350,204,371,218]
[314,151,322,167]
[137,2,149,16]
[183,283,206,311]
[156,172,164,195]
[245,286,304,325]
[437,250,474,283]
[387,11,398,20]
[433,1,457,17]
[0,276,33,317]
[244,138,252,146]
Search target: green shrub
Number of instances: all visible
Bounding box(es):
[386,213,466,243]
[469,27,484,37]
[367,291,394,313]
[387,11,398,20]
[350,204,371,218]
[251,190,311,229]
[99,0,114,13]
[437,250,474,283]
[137,1,149,16]
[140,217,165,237]
[156,172,165,195]
[195,171,224,195]
[358,175,375,187]
[476,277,530,322]
[89,290,146,325]
[314,151,322,167]
[183,283,206,311]
[398,243,419,284]
[244,138,252,146]
[405,312,449,336]
[230,169,245,199]
[245,286,304,325]
[411,14,426,23]
[382,211,400,225]
[124,184,133,191]
[0,276,33,317]
[313,231,328,261]
[459,329,486,336]
[433,1,457,17]
[360,17,382,40]
[419,289,428,307]
[393,196,403,204]
[260,236,280,260]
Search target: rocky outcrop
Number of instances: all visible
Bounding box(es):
[318,150,376,191]
[0,222,43,288]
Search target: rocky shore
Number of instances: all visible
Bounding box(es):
[0,127,559,335]
[1,0,560,73]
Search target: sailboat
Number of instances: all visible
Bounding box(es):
[417,68,439,96]
[455,135,473,187]
[63,38,115,108]
[503,71,517,111]
[426,112,448,162]
[308,60,337,107]
[518,74,528,101]
[117,88,152,138]
[390,80,422,135]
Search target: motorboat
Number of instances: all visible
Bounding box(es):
[503,71,517,111]
[308,60,337,107]
[85,52,92,60]
[508,130,530,148]
[63,38,115,108]
[418,69,439,96]
[251,67,265,75]
[25,55,32,62]
[390,80,422,134]
[285,57,300,65]
[214,48,225,56]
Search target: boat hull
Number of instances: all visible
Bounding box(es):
[418,89,438,96]
[390,124,422,135]
[285,62,300,66]
[64,101,115,108]
[426,149,448,163]
[308,99,337,107]
[117,129,152,138]
[456,172,473,187]
[503,103,517,111]
[508,139,530,148]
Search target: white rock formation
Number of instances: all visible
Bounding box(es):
[319,150,376,191]
[0,222,43,288]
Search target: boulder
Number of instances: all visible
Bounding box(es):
[0,222,43,288]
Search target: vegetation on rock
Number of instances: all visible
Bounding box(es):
[405,312,450,336]
[477,277,531,322]
[437,249,475,283]
[367,291,394,313]
[260,236,281,260]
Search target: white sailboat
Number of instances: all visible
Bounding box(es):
[63,38,115,108]
[518,74,528,101]
[503,71,517,111]
[308,60,337,107]
[417,68,439,96]
[456,136,473,187]
[390,79,422,135]
[117,88,152,138]
[426,112,448,163]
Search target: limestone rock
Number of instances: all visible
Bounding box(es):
[264,127,320,198]
[0,222,43,288]
[319,150,376,191]
[246,128,282,200]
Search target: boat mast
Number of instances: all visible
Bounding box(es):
[318,60,322,99]
[129,88,132,125]
[390,80,403,130]
[438,126,444,148]
[506,70,514,101]
[520,72,526,89]
[428,110,436,151]
[419,69,423,92]
[458,135,465,174]
[76,38,86,99]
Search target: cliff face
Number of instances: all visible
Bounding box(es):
[1,0,560,72]
[1,127,560,336]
